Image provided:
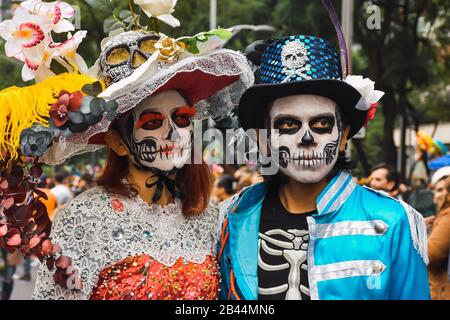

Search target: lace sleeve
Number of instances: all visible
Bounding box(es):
[32,188,106,300]
[218,193,239,226]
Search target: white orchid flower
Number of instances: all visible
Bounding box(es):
[344,75,385,111]
[20,40,56,81]
[0,7,52,60]
[21,0,76,33]
[50,30,87,59]
[134,0,180,28]
[0,1,86,82]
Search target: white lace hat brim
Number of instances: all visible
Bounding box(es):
[41,49,254,165]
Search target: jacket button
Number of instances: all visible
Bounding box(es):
[374,222,386,234]
[372,262,383,274]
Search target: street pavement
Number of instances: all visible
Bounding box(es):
[9,263,37,300]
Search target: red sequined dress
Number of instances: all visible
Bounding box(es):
[32,187,221,300]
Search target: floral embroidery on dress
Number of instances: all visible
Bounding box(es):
[111,198,124,212]
[32,186,221,300]
[89,255,220,300]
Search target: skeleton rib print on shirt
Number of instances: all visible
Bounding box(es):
[258,185,314,300]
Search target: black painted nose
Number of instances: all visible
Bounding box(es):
[166,123,180,140]
[301,130,315,145]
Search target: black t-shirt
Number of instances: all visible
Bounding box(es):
[258,185,315,300]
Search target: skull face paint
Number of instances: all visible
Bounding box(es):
[269,95,342,184]
[118,90,194,172]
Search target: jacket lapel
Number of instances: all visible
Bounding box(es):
[228,182,266,300]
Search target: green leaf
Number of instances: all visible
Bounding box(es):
[80,96,94,114]
[105,100,119,112]
[106,111,117,121]
[85,0,112,15]
[85,113,103,126]
[210,28,233,40]
[103,16,118,34]
[90,98,106,117]
[119,10,132,20]
[178,28,233,54]
[49,59,68,75]
[180,38,200,54]
[68,111,85,125]
[82,82,103,96]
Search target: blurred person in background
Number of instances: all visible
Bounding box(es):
[408,178,436,218]
[72,173,95,197]
[1,249,20,300]
[50,171,73,207]
[233,166,254,192]
[432,167,450,212]
[427,175,450,300]
[1,208,20,299]
[369,163,401,198]
[212,175,237,203]
[425,167,450,229]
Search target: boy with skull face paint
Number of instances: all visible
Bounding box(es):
[218,35,430,300]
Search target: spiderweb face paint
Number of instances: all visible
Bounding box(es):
[269,94,342,184]
[118,90,194,172]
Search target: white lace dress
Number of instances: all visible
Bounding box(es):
[32,186,222,300]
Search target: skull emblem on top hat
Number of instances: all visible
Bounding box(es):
[281,41,308,70]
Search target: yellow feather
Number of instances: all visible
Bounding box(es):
[0,73,102,163]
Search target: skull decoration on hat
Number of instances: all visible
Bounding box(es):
[100,31,161,86]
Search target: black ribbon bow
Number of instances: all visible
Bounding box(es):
[145,172,185,203]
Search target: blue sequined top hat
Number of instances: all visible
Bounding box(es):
[238,35,366,138]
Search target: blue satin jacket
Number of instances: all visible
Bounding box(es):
[218,170,430,300]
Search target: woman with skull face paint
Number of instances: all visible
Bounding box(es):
[32,16,254,299]
[218,34,430,300]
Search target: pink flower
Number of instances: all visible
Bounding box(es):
[0,224,8,237]
[50,30,87,59]
[29,234,41,249]
[7,233,22,247]
[0,7,51,59]
[41,240,54,254]
[49,90,84,127]
[21,0,76,33]
[0,2,86,81]
[55,255,72,269]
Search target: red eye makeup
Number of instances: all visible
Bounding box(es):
[172,105,195,128]
[174,105,196,118]
[135,112,166,130]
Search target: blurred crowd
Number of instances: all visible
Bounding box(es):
[1,163,449,300]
